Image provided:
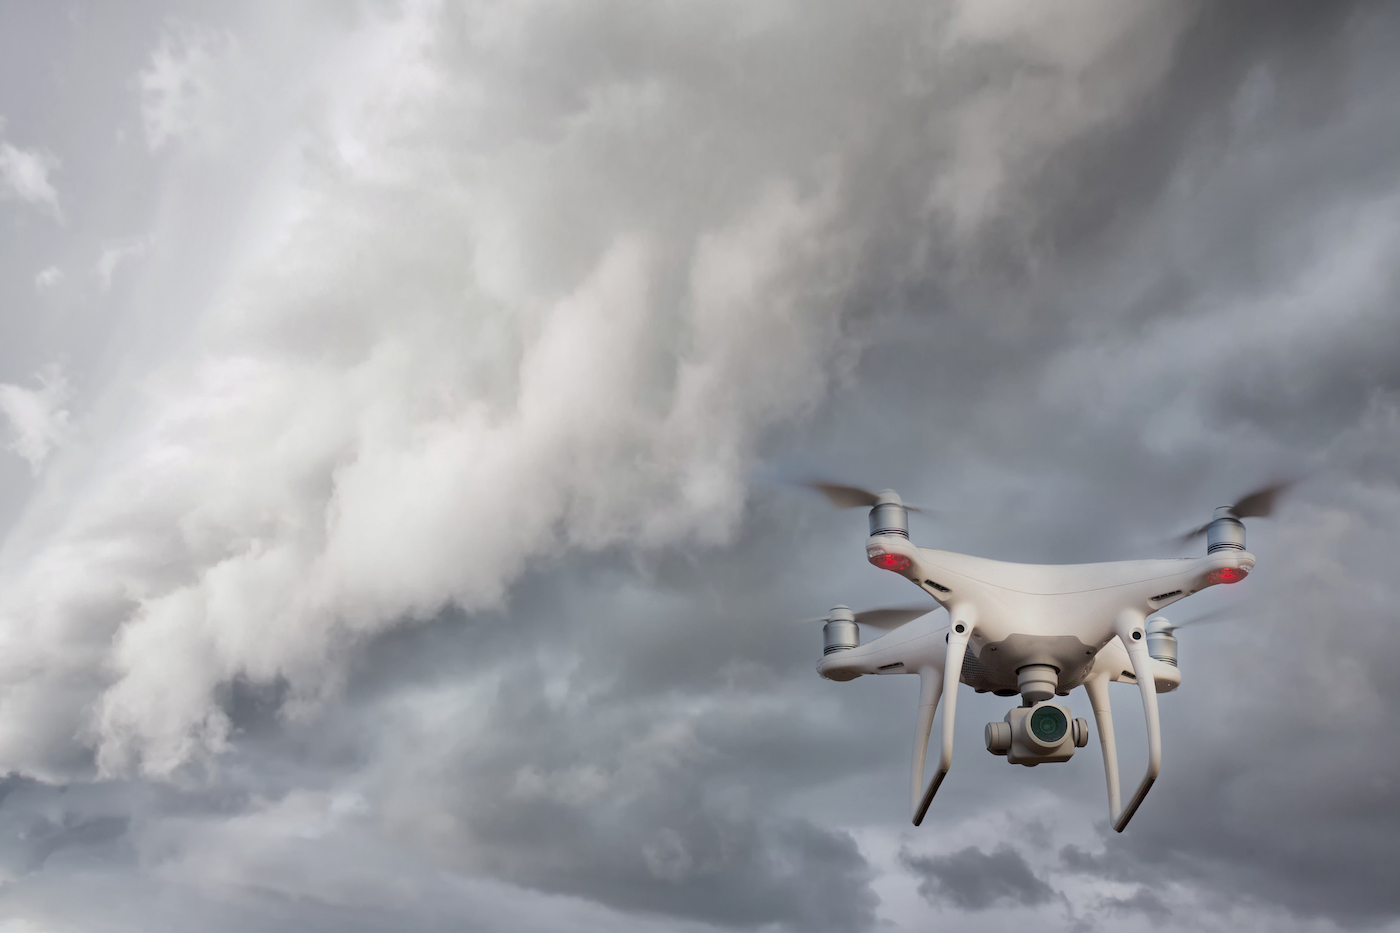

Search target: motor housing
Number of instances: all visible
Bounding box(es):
[822,606,859,654]
[1206,506,1246,553]
[868,497,909,538]
[1145,617,1178,667]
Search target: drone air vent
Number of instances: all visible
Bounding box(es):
[961,650,1011,695]
[924,579,951,593]
[877,662,905,671]
[1150,589,1183,602]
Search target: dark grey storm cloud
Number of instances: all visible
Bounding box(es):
[901,844,1056,911]
[1102,887,1173,925]
[1,1,1399,932]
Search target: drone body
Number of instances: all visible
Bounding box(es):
[811,488,1271,832]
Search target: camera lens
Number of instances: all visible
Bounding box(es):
[1029,706,1068,743]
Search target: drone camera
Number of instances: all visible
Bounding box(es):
[985,701,1089,766]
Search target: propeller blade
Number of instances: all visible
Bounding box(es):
[1153,606,1255,631]
[1172,606,1252,629]
[1232,481,1290,519]
[853,606,936,631]
[1174,522,1212,545]
[798,479,930,514]
[804,604,936,630]
[805,481,880,509]
[1174,480,1294,543]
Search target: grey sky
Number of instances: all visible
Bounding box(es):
[1,1,1398,931]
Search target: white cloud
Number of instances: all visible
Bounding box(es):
[139,23,237,152]
[0,4,868,779]
[0,366,72,474]
[34,266,62,290]
[95,238,149,290]
[0,920,67,933]
[0,119,61,217]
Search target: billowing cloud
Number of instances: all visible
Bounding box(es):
[0,0,1181,787]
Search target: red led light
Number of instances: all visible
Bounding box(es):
[870,551,912,573]
[1205,566,1249,586]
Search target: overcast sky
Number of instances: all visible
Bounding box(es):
[1,1,1399,931]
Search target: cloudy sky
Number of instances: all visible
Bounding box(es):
[1,1,1399,930]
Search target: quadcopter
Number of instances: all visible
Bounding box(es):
[805,481,1284,832]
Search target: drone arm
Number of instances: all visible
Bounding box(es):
[1112,616,1162,833]
[909,665,943,819]
[913,619,972,825]
[1083,672,1121,823]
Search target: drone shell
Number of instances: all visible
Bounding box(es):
[820,534,1250,694]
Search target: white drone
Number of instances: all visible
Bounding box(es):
[806,481,1285,832]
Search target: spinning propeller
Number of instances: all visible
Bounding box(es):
[812,604,935,631]
[1174,481,1291,545]
[796,480,931,514]
[1144,605,1254,669]
[1160,605,1249,630]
